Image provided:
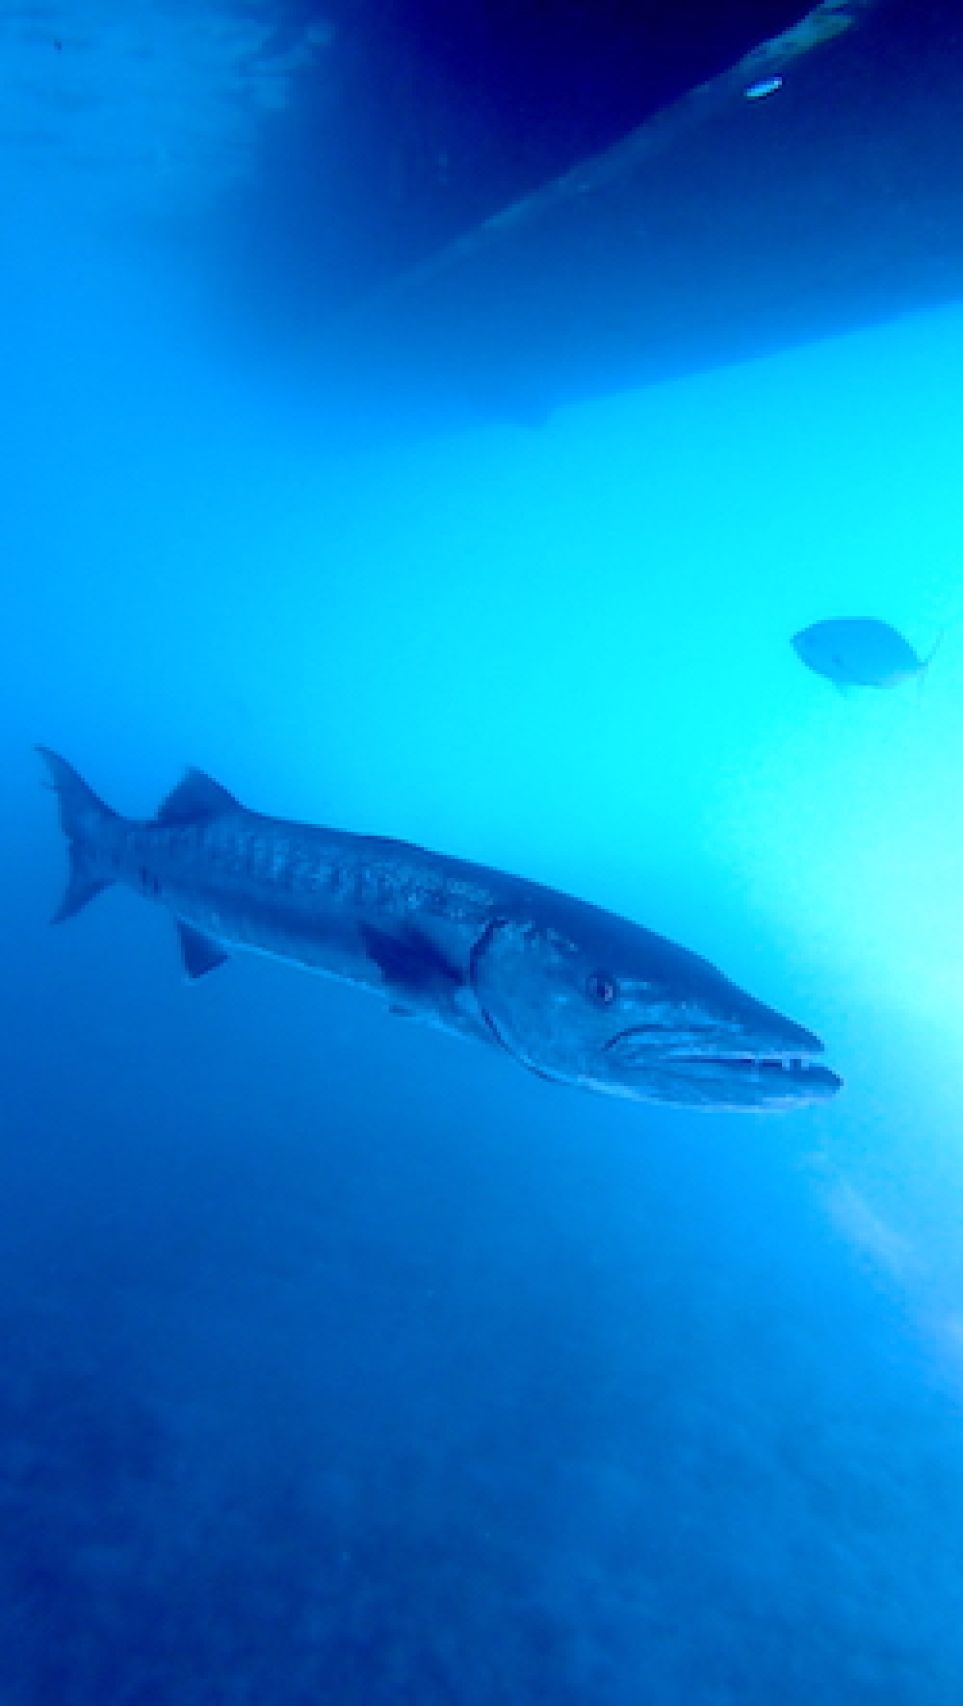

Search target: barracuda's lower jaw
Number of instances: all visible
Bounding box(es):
[675,1053,842,1106]
[607,1042,842,1109]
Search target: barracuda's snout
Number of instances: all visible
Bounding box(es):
[603,982,841,1109]
[470,910,842,1112]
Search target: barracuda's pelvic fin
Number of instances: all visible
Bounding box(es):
[176,920,229,981]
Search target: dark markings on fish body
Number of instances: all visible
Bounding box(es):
[356,866,392,906]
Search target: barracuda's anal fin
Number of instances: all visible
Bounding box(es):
[360,922,462,1002]
[156,769,240,826]
[176,919,229,980]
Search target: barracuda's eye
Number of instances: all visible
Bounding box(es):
[586,972,618,1006]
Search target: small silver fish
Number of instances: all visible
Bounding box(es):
[791,618,937,690]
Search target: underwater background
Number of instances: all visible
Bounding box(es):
[3,5,963,1703]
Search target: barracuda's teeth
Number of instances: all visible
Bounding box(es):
[733,1054,799,1070]
[748,1055,812,1075]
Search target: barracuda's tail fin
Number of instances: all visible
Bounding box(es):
[36,746,118,923]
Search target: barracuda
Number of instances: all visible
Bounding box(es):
[38,748,842,1111]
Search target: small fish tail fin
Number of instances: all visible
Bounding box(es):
[919,604,963,676]
[915,631,945,699]
[36,746,118,923]
[912,653,933,702]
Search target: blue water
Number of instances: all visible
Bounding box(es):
[5,12,963,1705]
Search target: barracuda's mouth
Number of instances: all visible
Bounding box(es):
[603,1031,842,1107]
[673,1052,841,1091]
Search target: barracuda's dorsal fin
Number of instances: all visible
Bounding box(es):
[176,919,229,980]
[156,768,240,826]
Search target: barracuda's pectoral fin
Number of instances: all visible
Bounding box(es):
[156,769,240,826]
[360,923,463,1004]
[176,919,229,980]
